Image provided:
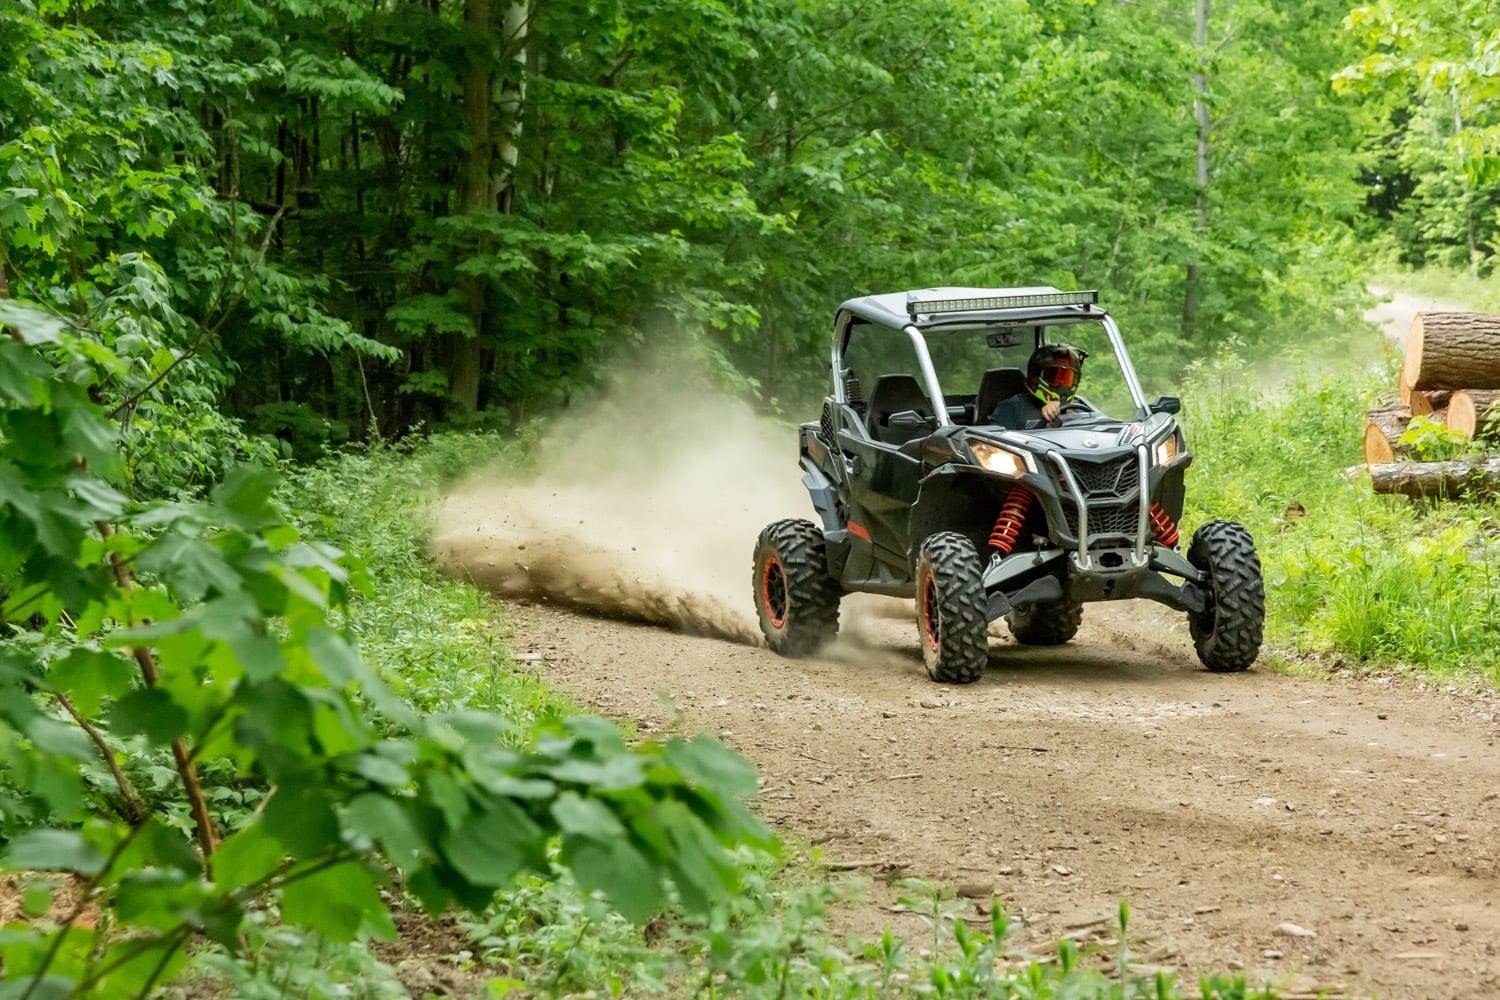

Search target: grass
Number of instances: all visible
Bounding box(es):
[1180,346,1500,685]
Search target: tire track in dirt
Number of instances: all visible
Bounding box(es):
[486,596,1500,1000]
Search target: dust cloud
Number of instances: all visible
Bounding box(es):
[431,375,822,643]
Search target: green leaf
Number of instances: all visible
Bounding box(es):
[213,821,286,892]
[21,879,56,918]
[9,829,106,875]
[48,648,135,716]
[440,796,543,888]
[343,793,428,870]
[567,838,664,923]
[279,860,395,943]
[664,737,759,798]
[550,791,625,841]
[262,776,341,856]
[108,688,188,744]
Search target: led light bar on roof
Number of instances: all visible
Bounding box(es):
[907,290,1099,317]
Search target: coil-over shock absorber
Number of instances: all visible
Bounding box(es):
[1148,501,1180,547]
[988,485,1035,554]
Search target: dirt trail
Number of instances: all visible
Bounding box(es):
[432,376,1500,999]
[1365,286,1477,351]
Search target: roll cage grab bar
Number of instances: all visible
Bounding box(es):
[829,309,1151,422]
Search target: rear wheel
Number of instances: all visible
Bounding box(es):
[914,532,988,684]
[1186,520,1265,672]
[1006,597,1083,645]
[753,519,840,656]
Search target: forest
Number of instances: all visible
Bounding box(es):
[3,0,1500,997]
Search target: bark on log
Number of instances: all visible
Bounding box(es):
[1403,312,1500,391]
[1446,389,1500,439]
[1358,456,1500,501]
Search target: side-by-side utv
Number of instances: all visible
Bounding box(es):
[752,287,1264,683]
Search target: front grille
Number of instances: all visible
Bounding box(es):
[1056,455,1137,498]
[1062,501,1141,538]
[820,400,835,443]
[1055,454,1141,540]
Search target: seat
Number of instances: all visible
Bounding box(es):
[974,367,1028,425]
[865,374,935,445]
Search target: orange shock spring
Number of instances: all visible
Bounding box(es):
[1148,502,1180,547]
[989,486,1035,554]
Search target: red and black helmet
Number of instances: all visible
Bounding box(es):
[1027,343,1088,404]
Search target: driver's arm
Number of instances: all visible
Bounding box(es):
[1040,400,1061,424]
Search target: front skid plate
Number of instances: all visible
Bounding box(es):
[983,547,1206,621]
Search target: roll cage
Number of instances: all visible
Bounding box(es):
[829,286,1152,422]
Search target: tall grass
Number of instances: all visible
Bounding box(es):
[1180,349,1500,684]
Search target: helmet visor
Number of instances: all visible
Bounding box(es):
[1040,365,1079,392]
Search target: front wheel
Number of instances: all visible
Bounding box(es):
[1186,520,1265,672]
[753,519,840,656]
[1006,596,1083,645]
[914,532,989,684]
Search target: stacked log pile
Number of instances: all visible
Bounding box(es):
[1355,311,1500,499]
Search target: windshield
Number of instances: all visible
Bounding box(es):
[842,318,1140,421]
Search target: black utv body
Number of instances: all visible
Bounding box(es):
[752,287,1265,683]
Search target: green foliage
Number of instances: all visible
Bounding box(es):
[1181,347,1500,682]
[4,0,1384,435]
[1338,2,1500,272]
[1398,414,1471,460]
[0,302,772,997]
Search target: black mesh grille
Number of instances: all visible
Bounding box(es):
[1056,455,1141,540]
[820,401,835,443]
[1056,455,1138,498]
[1062,501,1141,538]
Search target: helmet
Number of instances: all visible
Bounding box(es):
[1027,343,1087,404]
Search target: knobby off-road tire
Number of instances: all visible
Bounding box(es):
[914,532,989,684]
[1186,520,1265,672]
[1005,596,1083,645]
[753,519,841,656]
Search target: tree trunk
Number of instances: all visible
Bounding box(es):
[1352,456,1500,501]
[1181,0,1209,340]
[495,0,529,212]
[1402,312,1500,391]
[449,0,495,417]
[1446,389,1500,439]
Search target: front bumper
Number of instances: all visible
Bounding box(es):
[981,542,1206,621]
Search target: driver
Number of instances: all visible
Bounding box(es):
[988,343,1088,429]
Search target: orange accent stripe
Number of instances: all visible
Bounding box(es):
[847,520,871,541]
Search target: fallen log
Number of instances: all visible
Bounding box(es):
[1353,456,1500,501]
[1446,389,1500,440]
[1362,404,1453,464]
[1403,312,1500,391]
[1363,404,1411,464]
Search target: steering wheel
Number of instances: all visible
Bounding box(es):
[1059,399,1094,415]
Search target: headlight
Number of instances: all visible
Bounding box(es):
[1153,431,1183,466]
[970,441,1028,477]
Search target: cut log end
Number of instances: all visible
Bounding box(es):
[1363,422,1394,465]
